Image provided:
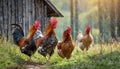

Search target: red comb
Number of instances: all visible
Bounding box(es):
[35,20,41,30]
[86,25,91,29]
[66,26,71,35]
[50,18,58,24]
[67,26,72,31]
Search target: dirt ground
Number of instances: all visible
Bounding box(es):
[7,61,50,69]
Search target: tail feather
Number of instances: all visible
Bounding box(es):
[11,24,24,36]
[11,24,24,45]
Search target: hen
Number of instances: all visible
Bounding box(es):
[57,26,75,59]
[76,31,83,48]
[77,25,93,51]
[11,20,40,58]
[36,18,58,61]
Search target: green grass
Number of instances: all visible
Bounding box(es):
[50,43,120,69]
[0,38,120,69]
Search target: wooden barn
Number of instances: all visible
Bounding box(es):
[0,0,63,40]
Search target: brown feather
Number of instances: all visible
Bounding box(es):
[57,29,75,59]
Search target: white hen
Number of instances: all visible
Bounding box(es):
[76,31,83,48]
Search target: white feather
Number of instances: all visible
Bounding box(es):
[76,32,84,48]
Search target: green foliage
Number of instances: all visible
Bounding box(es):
[51,0,116,42]
[51,0,100,41]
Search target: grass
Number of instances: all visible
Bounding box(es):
[0,38,120,69]
[50,43,120,69]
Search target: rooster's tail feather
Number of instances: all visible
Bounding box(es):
[11,24,24,45]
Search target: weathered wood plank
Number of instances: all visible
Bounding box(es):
[43,4,45,31]
[37,0,43,31]
[3,0,8,38]
[0,0,52,39]
[0,0,1,36]
[25,0,29,35]
[41,0,45,32]
[11,0,16,24]
[11,0,16,39]
[18,0,23,27]
[23,0,26,35]
[28,0,32,28]
[44,5,49,29]
[8,0,12,39]
[45,5,50,30]
[0,0,3,36]
[6,0,9,40]
[3,0,5,35]
[34,0,37,19]
[31,0,35,25]
[35,0,41,20]
[37,0,42,19]
[15,0,18,24]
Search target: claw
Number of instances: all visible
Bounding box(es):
[45,54,50,64]
[29,57,32,62]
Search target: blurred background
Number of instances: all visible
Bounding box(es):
[51,0,120,43]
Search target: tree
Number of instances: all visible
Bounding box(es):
[75,0,79,39]
[98,0,103,34]
[70,0,74,39]
[110,0,116,39]
[117,0,120,37]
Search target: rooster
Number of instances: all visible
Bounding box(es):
[77,25,93,51]
[11,20,40,59]
[36,18,58,61]
[57,26,75,59]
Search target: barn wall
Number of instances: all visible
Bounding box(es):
[0,0,49,40]
[0,0,3,36]
[41,1,50,33]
